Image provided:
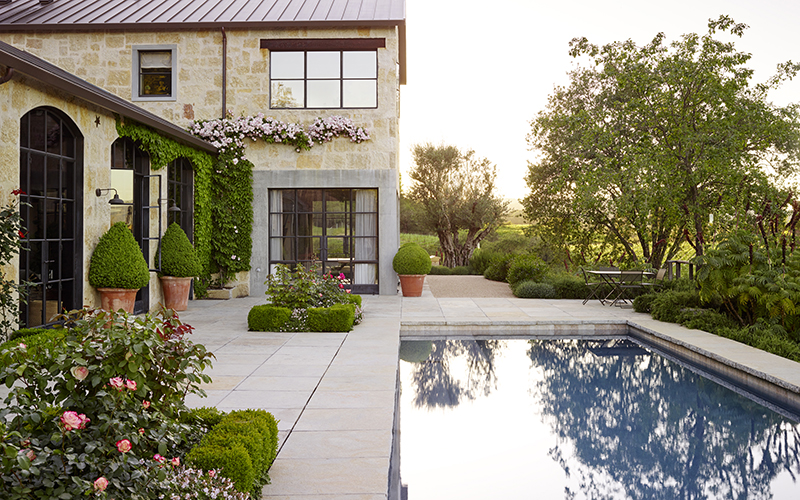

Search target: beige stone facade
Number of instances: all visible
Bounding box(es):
[0,27,400,173]
[0,67,168,315]
[0,23,402,323]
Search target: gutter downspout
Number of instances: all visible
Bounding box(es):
[0,66,14,85]
[221,27,227,119]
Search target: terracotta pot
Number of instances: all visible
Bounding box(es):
[398,274,426,297]
[160,276,193,311]
[97,288,138,313]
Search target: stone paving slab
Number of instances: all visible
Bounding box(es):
[176,278,800,500]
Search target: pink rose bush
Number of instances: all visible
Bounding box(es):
[0,307,214,499]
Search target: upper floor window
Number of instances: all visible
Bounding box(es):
[132,45,177,101]
[270,50,377,109]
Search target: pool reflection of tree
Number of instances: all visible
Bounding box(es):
[528,340,800,500]
[405,339,502,409]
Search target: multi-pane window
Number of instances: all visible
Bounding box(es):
[269,189,379,294]
[132,45,177,101]
[270,51,378,109]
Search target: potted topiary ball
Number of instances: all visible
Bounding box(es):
[88,222,151,313]
[158,223,202,311]
[392,242,432,297]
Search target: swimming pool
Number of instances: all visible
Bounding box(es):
[397,338,800,499]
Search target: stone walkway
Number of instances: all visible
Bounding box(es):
[178,277,800,500]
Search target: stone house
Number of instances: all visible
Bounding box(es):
[0,0,406,327]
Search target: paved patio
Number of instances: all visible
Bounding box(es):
[178,278,800,500]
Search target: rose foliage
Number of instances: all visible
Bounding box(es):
[0,308,215,499]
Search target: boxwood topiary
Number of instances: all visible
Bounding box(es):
[248,305,292,331]
[88,222,150,289]
[392,243,432,275]
[307,303,356,332]
[158,222,202,277]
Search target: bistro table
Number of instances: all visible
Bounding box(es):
[586,269,654,307]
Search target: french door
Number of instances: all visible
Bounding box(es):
[269,188,379,294]
[19,107,83,327]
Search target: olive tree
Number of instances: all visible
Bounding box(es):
[407,143,508,267]
[524,15,800,269]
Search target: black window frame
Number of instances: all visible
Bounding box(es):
[268,42,385,109]
[268,188,379,295]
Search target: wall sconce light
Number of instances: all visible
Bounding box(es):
[168,201,181,213]
[95,188,125,205]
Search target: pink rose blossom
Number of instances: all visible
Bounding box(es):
[125,379,137,391]
[153,454,166,463]
[170,457,180,467]
[93,477,108,492]
[70,366,88,381]
[139,428,145,435]
[142,400,151,409]
[208,470,216,478]
[109,377,124,391]
[23,449,35,461]
[116,439,132,453]
[60,411,89,431]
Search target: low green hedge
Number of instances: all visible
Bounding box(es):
[484,257,514,282]
[0,328,67,362]
[513,281,556,299]
[507,255,549,287]
[248,305,292,332]
[345,293,362,308]
[307,303,355,332]
[545,273,589,299]
[429,265,452,275]
[186,409,279,498]
[10,327,46,341]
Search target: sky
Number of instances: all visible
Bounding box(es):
[399,0,800,203]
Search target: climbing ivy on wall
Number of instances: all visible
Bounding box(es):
[115,113,371,290]
[115,118,218,278]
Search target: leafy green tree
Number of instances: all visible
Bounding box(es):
[407,143,509,267]
[524,15,800,269]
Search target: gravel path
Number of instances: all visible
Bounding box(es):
[425,275,515,298]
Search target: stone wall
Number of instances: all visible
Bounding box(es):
[1,25,402,296]
[0,27,400,173]
[0,66,167,316]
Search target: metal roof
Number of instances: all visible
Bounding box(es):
[0,39,217,154]
[0,0,406,29]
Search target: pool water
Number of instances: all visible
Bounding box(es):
[398,339,800,500]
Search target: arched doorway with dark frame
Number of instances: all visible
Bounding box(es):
[18,106,84,328]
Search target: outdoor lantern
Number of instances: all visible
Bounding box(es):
[95,188,125,205]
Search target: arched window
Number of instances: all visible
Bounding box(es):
[19,107,83,327]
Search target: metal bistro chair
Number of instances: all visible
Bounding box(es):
[611,270,644,306]
[642,268,667,291]
[581,267,604,305]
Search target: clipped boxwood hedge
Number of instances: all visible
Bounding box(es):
[0,328,67,363]
[248,305,292,332]
[392,242,432,275]
[307,303,356,332]
[88,222,150,289]
[345,293,362,308]
[186,409,279,498]
[158,222,202,277]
